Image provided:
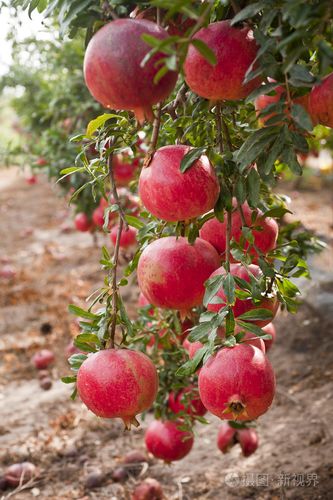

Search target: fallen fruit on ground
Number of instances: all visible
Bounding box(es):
[76,349,158,429]
[237,428,259,457]
[84,19,178,122]
[145,419,194,462]
[184,21,261,100]
[168,386,207,417]
[139,145,220,221]
[198,344,276,420]
[217,422,237,453]
[137,236,220,311]
[131,477,163,500]
[5,462,37,487]
[32,349,55,370]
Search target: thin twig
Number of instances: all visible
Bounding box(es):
[102,1,119,20]
[284,73,292,113]
[108,154,128,229]
[221,115,233,151]
[238,201,246,225]
[143,103,162,167]
[225,210,232,272]
[163,84,187,118]
[215,102,224,154]
[110,216,123,349]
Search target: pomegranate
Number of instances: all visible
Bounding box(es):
[74,213,93,232]
[138,292,154,317]
[168,386,207,417]
[262,322,276,351]
[131,478,163,500]
[77,349,158,429]
[183,338,203,359]
[32,349,55,370]
[84,19,178,122]
[217,422,237,453]
[92,206,105,227]
[5,462,37,486]
[145,419,194,462]
[0,265,17,279]
[137,236,220,311]
[207,263,279,327]
[113,154,139,186]
[199,201,278,263]
[26,174,37,185]
[237,428,259,457]
[198,344,276,420]
[139,145,220,222]
[308,72,333,128]
[110,225,137,248]
[184,21,261,101]
[36,157,47,166]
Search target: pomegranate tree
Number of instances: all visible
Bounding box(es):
[145,419,194,462]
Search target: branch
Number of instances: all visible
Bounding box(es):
[221,114,233,152]
[237,201,246,225]
[215,102,224,154]
[225,210,232,272]
[108,154,128,229]
[163,84,187,118]
[143,103,162,167]
[109,216,123,348]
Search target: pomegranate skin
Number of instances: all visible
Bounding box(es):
[92,206,105,227]
[199,201,278,263]
[113,154,138,186]
[217,422,237,453]
[145,420,194,462]
[237,428,259,457]
[77,349,158,428]
[262,322,276,351]
[139,145,220,222]
[184,21,261,101]
[309,72,333,128]
[168,387,207,417]
[74,213,92,232]
[198,344,276,420]
[110,225,137,248]
[131,478,163,500]
[137,236,220,310]
[32,349,55,370]
[183,338,203,359]
[207,263,279,327]
[84,19,178,122]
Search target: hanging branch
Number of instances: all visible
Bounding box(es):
[238,199,247,225]
[215,102,224,154]
[108,153,128,229]
[225,210,232,272]
[144,103,162,167]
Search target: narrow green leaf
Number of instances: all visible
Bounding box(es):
[191,39,217,66]
[223,273,235,305]
[68,304,98,320]
[180,147,207,173]
[238,308,274,321]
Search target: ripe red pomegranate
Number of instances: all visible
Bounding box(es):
[113,154,139,186]
[131,478,163,500]
[262,322,276,351]
[32,349,55,370]
[92,206,105,227]
[36,157,47,166]
[237,428,259,457]
[184,21,261,101]
[217,422,237,453]
[5,462,37,487]
[139,145,220,222]
[199,344,276,420]
[308,72,333,128]
[199,201,278,263]
[74,213,93,232]
[26,174,37,185]
[137,236,220,311]
[84,19,178,122]
[207,263,279,327]
[77,349,158,429]
[183,338,203,359]
[145,420,194,462]
[168,387,207,417]
[110,225,137,248]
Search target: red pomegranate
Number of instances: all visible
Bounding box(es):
[92,206,105,227]
[74,213,93,232]
[168,387,207,417]
[262,322,276,351]
[137,236,220,311]
[77,349,158,429]
[198,344,276,420]
[184,21,261,101]
[84,19,178,122]
[32,349,55,370]
[0,265,17,279]
[237,428,259,457]
[26,174,38,185]
[183,338,203,359]
[139,145,220,222]
[145,420,194,462]
[5,462,37,487]
[113,155,139,186]
[308,72,333,128]
[36,157,47,166]
[207,263,279,327]
[217,422,237,453]
[199,201,278,263]
[131,478,163,500]
[110,225,137,248]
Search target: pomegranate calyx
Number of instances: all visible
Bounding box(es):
[222,399,248,420]
[122,415,141,431]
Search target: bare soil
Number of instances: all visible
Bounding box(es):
[0,168,332,500]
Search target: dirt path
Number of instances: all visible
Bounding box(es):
[0,169,332,499]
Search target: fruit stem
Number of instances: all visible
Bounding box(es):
[225,209,232,272]
[144,102,162,167]
[284,73,292,114]
[238,202,246,226]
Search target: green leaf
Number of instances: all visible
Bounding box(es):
[223,273,235,305]
[176,346,209,376]
[180,147,207,173]
[223,335,236,347]
[238,308,274,321]
[68,305,98,320]
[236,320,266,336]
[231,2,264,25]
[188,322,214,342]
[68,353,87,370]
[263,207,292,218]
[291,104,313,131]
[203,275,224,307]
[247,168,261,207]
[86,113,125,138]
[191,39,217,66]
[61,376,77,384]
[125,215,145,229]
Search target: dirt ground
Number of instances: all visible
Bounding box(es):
[0,167,332,500]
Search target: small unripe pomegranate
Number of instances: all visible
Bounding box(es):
[199,201,278,263]
[77,349,158,429]
[262,322,276,351]
[145,420,194,462]
[32,349,55,370]
[217,422,237,453]
[184,21,261,101]
[308,72,333,128]
[168,386,207,417]
[5,462,37,486]
[110,225,137,248]
[207,263,279,327]
[137,236,220,311]
[84,19,178,122]
[131,477,163,500]
[139,145,220,222]
[74,213,93,232]
[237,428,259,457]
[199,344,275,421]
